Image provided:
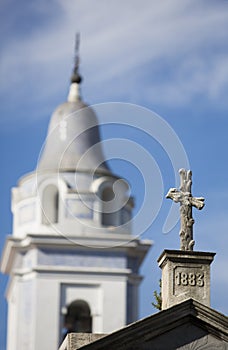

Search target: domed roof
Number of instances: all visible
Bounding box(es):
[38,83,110,174]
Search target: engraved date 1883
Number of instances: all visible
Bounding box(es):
[175,272,204,287]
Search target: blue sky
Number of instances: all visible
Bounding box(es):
[0,0,228,348]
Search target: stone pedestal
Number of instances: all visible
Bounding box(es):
[158,250,215,310]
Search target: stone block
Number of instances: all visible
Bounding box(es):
[158,250,215,310]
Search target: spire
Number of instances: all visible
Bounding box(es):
[71,32,82,84]
[68,33,82,102]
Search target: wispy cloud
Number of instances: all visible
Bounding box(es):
[0,0,228,123]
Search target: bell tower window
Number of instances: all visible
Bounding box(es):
[101,186,118,226]
[62,300,92,339]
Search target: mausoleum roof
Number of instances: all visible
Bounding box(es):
[61,299,228,350]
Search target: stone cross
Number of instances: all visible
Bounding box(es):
[166,169,205,251]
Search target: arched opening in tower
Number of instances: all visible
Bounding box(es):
[62,300,92,340]
[101,186,118,226]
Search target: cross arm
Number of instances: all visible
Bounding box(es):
[190,196,205,210]
[166,188,182,203]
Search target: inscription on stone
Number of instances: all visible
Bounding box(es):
[173,266,205,296]
[175,271,204,287]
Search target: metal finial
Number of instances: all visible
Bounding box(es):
[71,32,82,84]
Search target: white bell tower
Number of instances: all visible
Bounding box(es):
[1,38,151,350]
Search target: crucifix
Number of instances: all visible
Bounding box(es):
[166,169,205,251]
